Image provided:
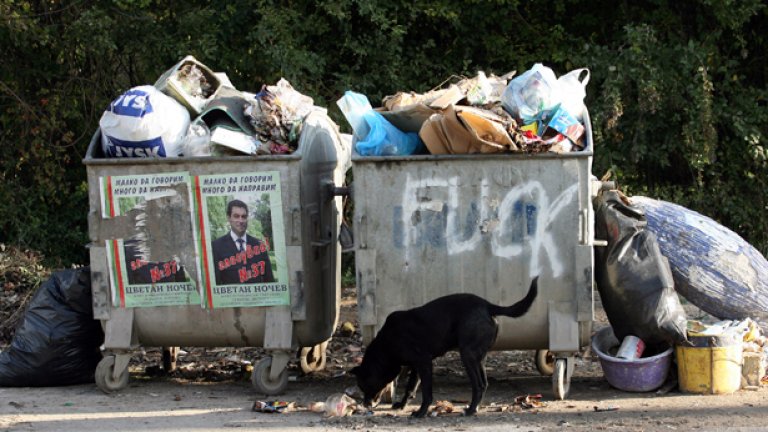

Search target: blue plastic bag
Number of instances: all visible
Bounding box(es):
[356,110,422,156]
[337,91,423,156]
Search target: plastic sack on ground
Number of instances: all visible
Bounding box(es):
[593,190,689,347]
[501,63,559,122]
[0,267,103,386]
[99,85,190,158]
[337,91,423,156]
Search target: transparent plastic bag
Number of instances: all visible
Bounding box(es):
[336,91,372,141]
[181,121,212,156]
[501,63,559,122]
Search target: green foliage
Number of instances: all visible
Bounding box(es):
[1,0,767,267]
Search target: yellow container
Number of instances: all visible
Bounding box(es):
[676,344,742,394]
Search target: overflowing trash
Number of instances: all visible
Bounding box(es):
[685,319,768,389]
[99,55,330,158]
[339,63,590,157]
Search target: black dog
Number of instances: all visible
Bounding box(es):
[351,277,538,418]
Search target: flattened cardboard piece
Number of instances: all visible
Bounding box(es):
[378,104,438,133]
[428,85,465,109]
[419,105,512,155]
[456,106,513,152]
[419,105,474,154]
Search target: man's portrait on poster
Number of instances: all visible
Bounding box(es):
[211,199,275,285]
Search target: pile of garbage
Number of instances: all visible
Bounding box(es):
[686,319,768,388]
[338,63,590,156]
[99,55,326,158]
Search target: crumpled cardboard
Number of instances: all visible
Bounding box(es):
[419,105,516,154]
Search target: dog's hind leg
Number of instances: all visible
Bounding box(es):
[411,361,433,418]
[459,322,495,416]
[392,367,419,410]
[460,351,487,416]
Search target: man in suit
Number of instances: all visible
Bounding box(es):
[211,199,275,285]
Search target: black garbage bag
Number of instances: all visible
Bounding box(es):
[593,190,689,348]
[0,267,103,386]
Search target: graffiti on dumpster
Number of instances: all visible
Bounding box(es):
[100,172,201,308]
[195,171,289,309]
[394,173,578,277]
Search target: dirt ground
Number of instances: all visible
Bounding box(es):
[1,287,766,432]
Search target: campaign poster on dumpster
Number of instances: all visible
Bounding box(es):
[100,172,202,308]
[194,171,289,309]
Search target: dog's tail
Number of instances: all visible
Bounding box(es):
[489,277,538,318]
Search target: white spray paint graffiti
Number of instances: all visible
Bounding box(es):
[400,173,578,277]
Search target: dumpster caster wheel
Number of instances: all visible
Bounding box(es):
[95,356,129,394]
[535,350,555,376]
[300,341,328,373]
[552,358,570,400]
[162,347,179,373]
[252,357,288,395]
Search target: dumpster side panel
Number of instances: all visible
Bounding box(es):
[354,154,593,351]
[85,118,344,350]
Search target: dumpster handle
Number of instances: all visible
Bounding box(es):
[322,181,350,202]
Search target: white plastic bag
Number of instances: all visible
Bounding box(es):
[99,85,190,158]
[501,63,559,121]
[557,68,590,121]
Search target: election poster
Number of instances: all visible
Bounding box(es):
[100,172,201,308]
[194,171,289,309]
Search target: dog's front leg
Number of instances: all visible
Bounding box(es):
[411,362,433,418]
[392,367,419,410]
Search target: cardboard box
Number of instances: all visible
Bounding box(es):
[154,55,222,116]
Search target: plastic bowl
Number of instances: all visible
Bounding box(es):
[591,327,673,392]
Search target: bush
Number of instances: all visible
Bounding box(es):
[1,0,766,266]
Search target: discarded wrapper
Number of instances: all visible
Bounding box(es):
[513,394,546,409]
[252,400,294,413]
[430,400,455,416]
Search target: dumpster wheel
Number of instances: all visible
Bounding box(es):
[552,358,571,400]
[252,357,289,395]
[95,356,129,393]
[299,341,328,373]
[535,350,555,376]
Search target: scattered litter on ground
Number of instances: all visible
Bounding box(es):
[593,406,619,412]
[252,400,294,413]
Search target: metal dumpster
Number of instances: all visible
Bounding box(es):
[352,115,597,400]
[84,111,350,394]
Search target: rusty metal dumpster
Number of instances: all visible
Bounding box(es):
[84,111,350,394]
[352,115,597,400]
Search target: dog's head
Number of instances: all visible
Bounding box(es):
[349,363,396,408]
